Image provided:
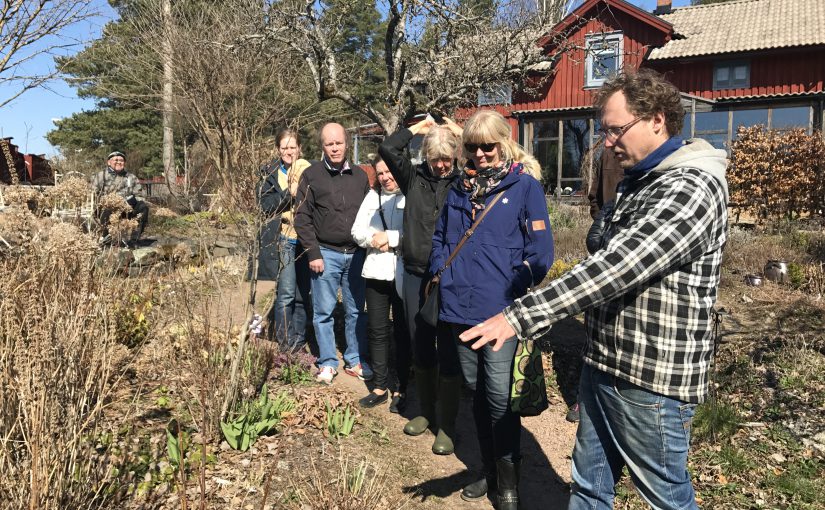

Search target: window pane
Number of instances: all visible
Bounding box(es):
[702,132,728,150]
[681,113,692,138]
[716,67,730,83]
[593,53,617,79]
[562,119,591,180]
[732,109,768,130]
[533,120,559,139]
[734,65,748,81]
[695,111,728,132]
[771,106,811,130]
[534,139,559,193]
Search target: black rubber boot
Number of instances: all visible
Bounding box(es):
[496,459,520,510]
[403,366,438,436]
[432,375,461,455]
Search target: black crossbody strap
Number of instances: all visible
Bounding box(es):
[377,192,389,231]
[435,191,504,277]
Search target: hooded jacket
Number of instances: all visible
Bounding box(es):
[504,139,728,403]
[378,128,458,276]
[430,169,554,326]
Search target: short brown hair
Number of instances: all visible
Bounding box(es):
[594,69,684,137]
[275,128,301,148]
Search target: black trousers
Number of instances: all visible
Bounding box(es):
[99,200,149,241]
[400,269,461,376]
[365,278,411,392]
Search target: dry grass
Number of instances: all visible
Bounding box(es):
[286,452,412,510]
[549,203,591,263]
[0,216,151,509]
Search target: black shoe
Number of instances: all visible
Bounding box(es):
[460,474,495,502]
[359,391,388,409]
[389,393,406,414]
[566,403,580,423]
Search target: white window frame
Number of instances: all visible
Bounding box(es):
[713,60,750,90]
[477,83,513,106]
[584,32,623,88]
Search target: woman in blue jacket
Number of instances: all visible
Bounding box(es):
[430,110,553,510]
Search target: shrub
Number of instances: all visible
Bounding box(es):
[0,218,154,508]
[729,126,825,221]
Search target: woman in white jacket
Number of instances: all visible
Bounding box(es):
[351,155,410,411]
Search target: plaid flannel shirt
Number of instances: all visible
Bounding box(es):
[503,165,727,403]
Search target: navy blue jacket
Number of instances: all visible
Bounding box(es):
[430,169,554,326]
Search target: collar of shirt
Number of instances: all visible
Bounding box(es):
[322,155,350,174]
[625,136,683,177]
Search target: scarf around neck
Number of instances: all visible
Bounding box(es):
[461,159,516,209]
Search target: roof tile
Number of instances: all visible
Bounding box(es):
[648,0,825,60]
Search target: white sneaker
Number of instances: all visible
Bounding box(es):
[345,363,373,381]
[316,366,337,385]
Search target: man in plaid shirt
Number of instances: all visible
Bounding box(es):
[460,69,728,510]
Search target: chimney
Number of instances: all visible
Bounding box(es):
[654,0,672,15]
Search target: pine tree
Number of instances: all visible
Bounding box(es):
[48,0,167,176]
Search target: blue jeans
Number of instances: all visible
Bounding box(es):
[453,323,521,464]
[569,365,698,510]
[311,247,367,369]
[272,238,312,350]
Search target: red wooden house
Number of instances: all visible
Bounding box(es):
[0,138,54,185]
[486,0,825,194]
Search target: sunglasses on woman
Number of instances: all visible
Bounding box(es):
[464,142,497,153]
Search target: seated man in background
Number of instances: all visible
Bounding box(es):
[92,151,149,247]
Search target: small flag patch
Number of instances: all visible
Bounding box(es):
[532,220,546,231]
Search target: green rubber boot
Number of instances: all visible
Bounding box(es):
[404,366,438,436]
[432,375,462,455]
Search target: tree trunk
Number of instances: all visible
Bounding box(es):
[162,0,176,193]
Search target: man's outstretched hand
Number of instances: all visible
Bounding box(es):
[458,312,516,351]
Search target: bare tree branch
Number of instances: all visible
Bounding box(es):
[0,0,97,108]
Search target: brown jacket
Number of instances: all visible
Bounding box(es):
[587,149,624,219]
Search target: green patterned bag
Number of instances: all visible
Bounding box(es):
[510,339,549,417]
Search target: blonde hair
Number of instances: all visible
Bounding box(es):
[462,110,541,179]
[420,125,462,164]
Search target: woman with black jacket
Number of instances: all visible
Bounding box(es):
[378,117,464,455]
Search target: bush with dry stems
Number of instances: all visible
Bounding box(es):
[0,212,155,509]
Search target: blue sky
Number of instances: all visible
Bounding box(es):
[0,0,693,157]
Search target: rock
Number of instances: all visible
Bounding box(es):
[770,453,786,463]
[95,248,133,269]
[214,239,239,250]
[213,247,231,258]
[131,246,161,266]
[741,294,754,303]
[240,459,251,468]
